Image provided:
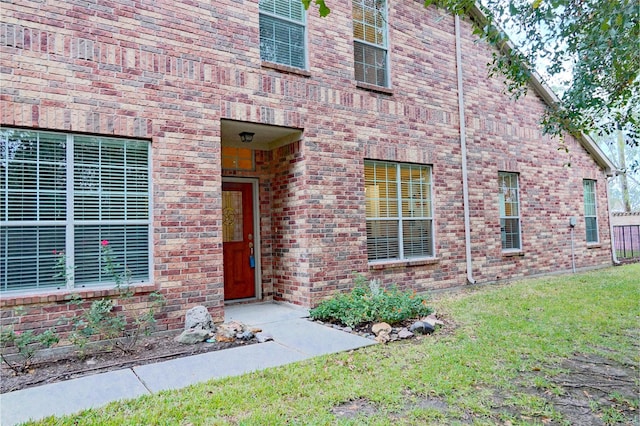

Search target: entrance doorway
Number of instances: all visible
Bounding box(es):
[222,180,258,300]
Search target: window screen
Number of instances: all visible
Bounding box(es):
[365,160,433,261]
[583,180,598,243]
[259,0,306,69]
[353,0,388,86]
[1,128,151,293]
[499,172,521,251]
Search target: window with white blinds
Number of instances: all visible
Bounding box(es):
[352,0,389,87]
[583,179,598,243]
[259,0,306,69]
[0,128,151,293]
[365,161,434,262]
[499,172,521,251]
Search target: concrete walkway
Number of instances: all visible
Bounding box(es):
[1,303,376,426]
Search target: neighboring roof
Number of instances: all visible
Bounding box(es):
[467,4,618,177]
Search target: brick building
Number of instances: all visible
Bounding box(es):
[1,0,616,335]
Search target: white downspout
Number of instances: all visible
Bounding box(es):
[606,175,621,265]
[455,15,476,284]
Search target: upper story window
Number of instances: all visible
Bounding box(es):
[259,0,307,69]
[352,0,389,87]
[365,160,434,262]
[0,128,151,293]
[499,172,521,251]
[583,179,598,243]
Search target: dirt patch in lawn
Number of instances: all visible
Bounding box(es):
[1,331,257,394]
[443,351,638,425]
[330,350,639,424]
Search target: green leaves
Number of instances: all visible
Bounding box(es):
[309,274,433,327]
[301,0,330,17]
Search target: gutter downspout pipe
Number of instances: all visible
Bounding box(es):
[455,15,476,285]
[606,174,621,265]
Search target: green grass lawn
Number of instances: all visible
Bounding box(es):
[29,265,639,425]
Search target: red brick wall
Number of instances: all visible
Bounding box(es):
[1,0,612,337]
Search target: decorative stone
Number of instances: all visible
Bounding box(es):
[175,328,211,344]
[372,322,392,336]
[216,326,238,342]
[409,321,435,335]
[422,315,445,327]
[374,330,390,344]
[225,320,246,332]
[237,330,254,341]
[343,326,353,333]
[255,332,274,343]
[398,328,414,339]
[184,306,215,331]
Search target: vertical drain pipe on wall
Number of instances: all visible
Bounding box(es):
[455,15,476,285]
[606,175,621,265]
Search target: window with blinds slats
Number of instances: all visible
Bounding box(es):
[365,161,433,262]
[259,0,306,69]
[498,172,521,251]
[352,0,388,87]
[0,128,151,293]
[583,179,598,243]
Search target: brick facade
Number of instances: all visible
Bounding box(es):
[1,1,613,337]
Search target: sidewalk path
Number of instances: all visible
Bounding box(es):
[1,303,376,426]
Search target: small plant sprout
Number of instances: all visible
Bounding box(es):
[56,240,166,357]
[0,327,59,374]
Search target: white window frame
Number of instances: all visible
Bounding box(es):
[583,179,599,243]
[1,128,152,294]
[259,0,308,69]
[352,0,390,87]
[365,160,434,262]
[499,172,522,251]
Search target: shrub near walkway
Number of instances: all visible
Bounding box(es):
[29,265,639,425]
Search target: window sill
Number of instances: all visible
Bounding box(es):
[587,243,601,249]
[502,251,524,258]
[356,81,394,95]
[261,61,311,77]
[369,257,439,270]
[0,283,157,307]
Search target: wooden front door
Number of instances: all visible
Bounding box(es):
[222,181,256,300]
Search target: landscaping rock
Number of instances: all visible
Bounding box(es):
[372,322,392,336]
[409,321,435,335]
[398,328,414,339]
[175,328,211,344]
[184,306,215,331]
[375,330,391,344]
[216,324,239,342]
[422,314,445,327]
[237,330,254,341]
[255,332,273,343]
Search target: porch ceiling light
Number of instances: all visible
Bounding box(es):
[239,131,255,143]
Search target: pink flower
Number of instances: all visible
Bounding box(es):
[101,240,110,247]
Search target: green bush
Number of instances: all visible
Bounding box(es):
[0,326,59,373]
[309,274,433,327]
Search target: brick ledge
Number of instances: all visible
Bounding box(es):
[0,283,157,307]
[261,61,311,77]
[502,251,524,258]
[356,81,394,95]
[369,258,439,270]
